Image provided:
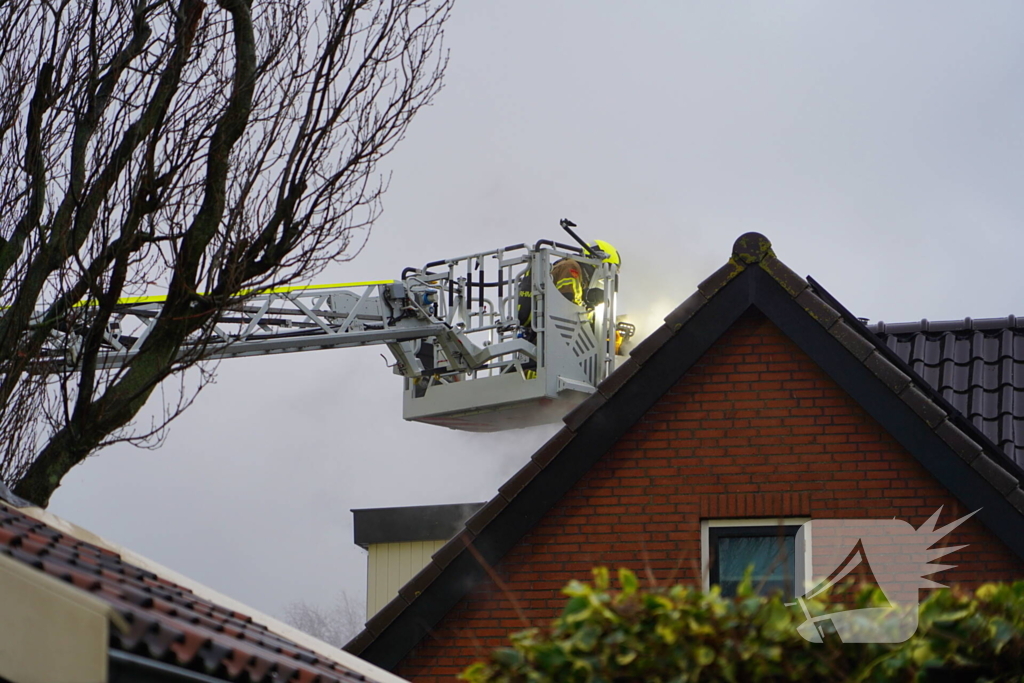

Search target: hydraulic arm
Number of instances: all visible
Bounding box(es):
[34,234,631,431]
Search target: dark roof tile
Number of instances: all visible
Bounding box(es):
[899,385,948,428]
[971,453,1020,495]
[1007,488,1024,515]
[597,358,640,399]
[830,320,876,361]
[344,629,376,657]
[464,496,508,536]
[398,561,442,603]
[759,254,808,297]
[663,291,707,331]
[731,232,774,264]
[697,260,745,299]
[498,461,543,501]
[795,289,840,329]
[562,390,607,432]
[628,324,674,366]
[935,409,985,463]
[872,318,1024,466]
[431,530,474,570]
[864,350,912,394]
[530,428,575,468]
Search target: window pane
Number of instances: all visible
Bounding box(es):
[717,535,794,597]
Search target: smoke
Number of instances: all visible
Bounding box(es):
[614,238,727,346]
[620,297,683,348]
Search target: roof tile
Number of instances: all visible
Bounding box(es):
[731,232,774,264]
[598,358,641,399]
[663,291,707,331]
[431,530,474,570]
[898,385,948,428]
[363,596,410,637]
[344,629,376,657]
[865,350,912,394]
[872,320,1024,466]
[531,428,575,468]
[464,496,508,536]
[971,453,1020,495]
[398,561,442,603]
[935,419,984,463]
[759,254,808,297]
[794,289,840,329]
[0,527,22,546]
[562,390,607,432]
[629,324,674,366]
[498,461,543,501]
[697,260,745,299]
[830,321,876,361]
[1007,488,1024,515]
[0,504,378,683]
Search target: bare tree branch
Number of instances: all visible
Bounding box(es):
[0,0,452,506]
[283,592,365,648]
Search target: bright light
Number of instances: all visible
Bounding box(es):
[594,303,606,321]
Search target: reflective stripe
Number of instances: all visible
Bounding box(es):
[73,280,395,308]
[554,277,583,306]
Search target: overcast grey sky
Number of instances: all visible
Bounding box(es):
[50,1,1024,623]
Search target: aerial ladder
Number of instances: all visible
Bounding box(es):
[38,222,634,432]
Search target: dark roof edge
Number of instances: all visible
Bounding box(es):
[353,503,485,548]
[346,233,1024,669]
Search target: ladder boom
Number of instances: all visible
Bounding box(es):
[46,281,472,373]
[31,237,628,432]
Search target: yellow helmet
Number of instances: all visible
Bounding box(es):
[589,240,620,266]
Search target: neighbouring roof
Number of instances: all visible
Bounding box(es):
[0,499,405,683]
[353,503,484,548]
[346,232,1024,670]
[870,318,1024,466]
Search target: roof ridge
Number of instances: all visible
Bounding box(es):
[870,316,1024,334]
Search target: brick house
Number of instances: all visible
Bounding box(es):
[345,233,1024,680]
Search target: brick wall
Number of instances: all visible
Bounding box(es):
[397,310,1024,681]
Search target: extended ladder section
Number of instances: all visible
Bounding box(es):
[39,240,628,431]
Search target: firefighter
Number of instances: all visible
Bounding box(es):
[550,257,586,306]
[516,241,620,334]
[514,241,619,379]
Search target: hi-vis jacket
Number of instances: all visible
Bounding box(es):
[517,258,585,328]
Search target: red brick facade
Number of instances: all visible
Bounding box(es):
[397,310,1024,681]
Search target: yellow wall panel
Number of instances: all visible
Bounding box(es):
[365,540,449,617]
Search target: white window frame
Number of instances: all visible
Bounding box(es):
[701,518,812,596]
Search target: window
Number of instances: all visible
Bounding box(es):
[702,519,810,599]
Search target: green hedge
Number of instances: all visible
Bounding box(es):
[460,568,1024,682]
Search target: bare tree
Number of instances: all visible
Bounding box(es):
[283,592,365,648]
[0,0,451,506]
